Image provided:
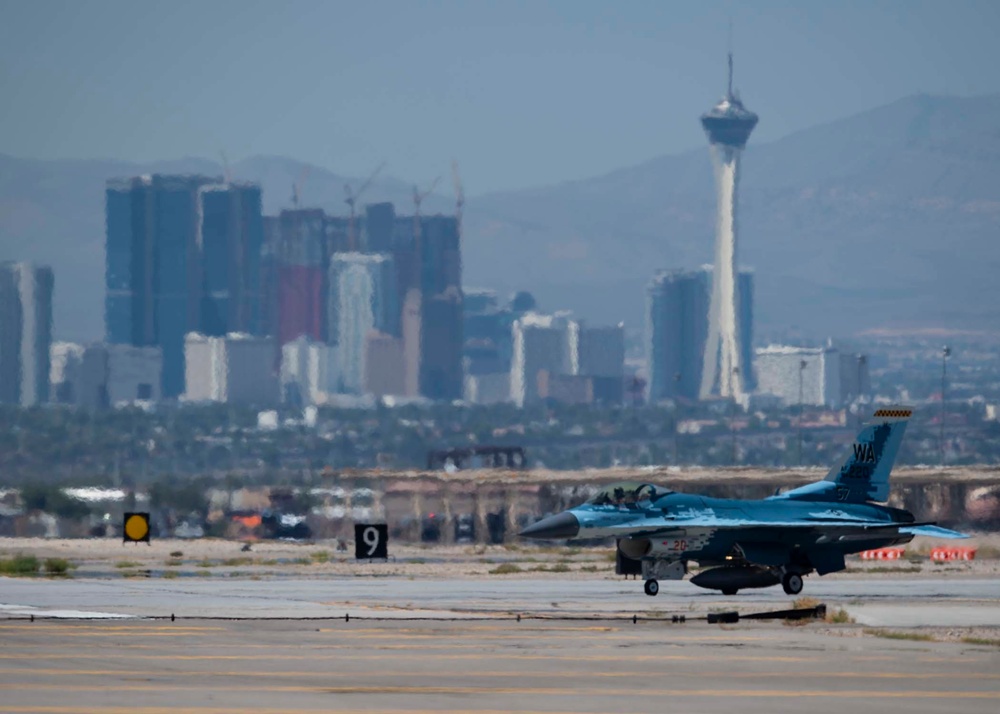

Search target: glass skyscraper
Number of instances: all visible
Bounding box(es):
[646,267,753,403]
[105,174,267,398]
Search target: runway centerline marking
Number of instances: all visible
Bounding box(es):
[4,668,999,681]
[0,684,996,698]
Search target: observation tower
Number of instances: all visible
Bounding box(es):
[699,52,758,401]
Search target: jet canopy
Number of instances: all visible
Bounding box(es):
[586,482,670,507]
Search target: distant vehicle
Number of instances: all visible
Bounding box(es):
[454,514,475,543]
[521,407,967,596]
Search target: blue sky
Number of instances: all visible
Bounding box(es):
[2,0,999,193]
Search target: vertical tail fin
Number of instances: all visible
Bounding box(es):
[824,407,911,502]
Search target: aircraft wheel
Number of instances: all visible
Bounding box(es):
[644,579,659,597]
[721,588,738,596]
[782,572,803,595]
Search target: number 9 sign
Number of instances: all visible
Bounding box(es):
[354,523,388,560]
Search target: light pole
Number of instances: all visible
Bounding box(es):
[856,353,867,429]
[731,367,740,465]
[941,345,951,465]
[798,359,807,466]
[673,372,681,465]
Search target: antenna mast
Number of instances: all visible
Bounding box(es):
[451,160,464,243]
[727,18,734,99]
[727,52,734,99]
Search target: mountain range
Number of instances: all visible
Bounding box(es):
[1,93,998,344]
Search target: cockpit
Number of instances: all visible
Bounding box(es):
[586,482,670,508]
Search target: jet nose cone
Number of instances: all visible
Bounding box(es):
[519,512,580,540]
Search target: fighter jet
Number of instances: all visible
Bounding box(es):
[520,407,966,596]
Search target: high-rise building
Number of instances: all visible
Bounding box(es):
[362,202,395,253]
[272,209,326,345]
[754,345,842,408]
[647,268,753,402]
[570,322,626,404]
[105,174,223,397]
[393,213,464,401]
[328,252,397,393]
[571,323,625,381]
[197,183,264,337]
[838,352,871,404]
[420,289,464,401]
[0,262,53,406]
[699,53,758,402]
[464,288,506,376]
[183,332,277,406]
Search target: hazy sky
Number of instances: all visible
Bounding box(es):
[2,0,999,193]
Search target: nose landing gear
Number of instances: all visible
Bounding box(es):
[644,579,659,596]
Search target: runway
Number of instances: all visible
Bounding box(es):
[3,574,999,712]
[2,575,1000,626]
[1,617,998,713]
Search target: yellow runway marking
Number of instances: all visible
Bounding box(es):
[3,668,999,681]
[0,629,778,643]
[0,625,224,631]
[0,652,824,663]
[0,684,996,698]
[0,708,583,714]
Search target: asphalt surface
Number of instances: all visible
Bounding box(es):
[3,575,999,713]
[1,618,999,714]
[2,576,1000,626]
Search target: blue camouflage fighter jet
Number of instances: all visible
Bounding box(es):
[520,407,967,596]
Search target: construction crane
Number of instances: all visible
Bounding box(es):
[412,176,441,242]
[220,151,232,184]
[291,166,311,209]
[344,161,386,251]
[451,160,464,240]
[413,176,441,218]
[412,176,441,286]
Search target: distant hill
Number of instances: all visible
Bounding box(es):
[463,93,1000,338]
[1,93,998,342]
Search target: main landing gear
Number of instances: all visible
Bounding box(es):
[644,579,659,596]
[781,571,804,595]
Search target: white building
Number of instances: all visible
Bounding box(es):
[572,323,625,379]
[281,335,339,405]
[0,262,54,406]
[510,312,573,407]
[465,372,511,405]
[184,333,277,406]
[106,344,162,404]
[51,342,162,408]
[328,253,397,394]
[510,313,625,407]
[754,344,842,408]
[51,342,104,408]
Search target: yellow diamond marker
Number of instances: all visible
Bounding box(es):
[124,514,149,542]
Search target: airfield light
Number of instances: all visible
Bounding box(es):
[941,345,951,465]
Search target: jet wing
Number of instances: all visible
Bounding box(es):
[604,516,951,539]
[899,524,968,539]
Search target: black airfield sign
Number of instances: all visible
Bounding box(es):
[354,523,388,560]
[123,512,151,544]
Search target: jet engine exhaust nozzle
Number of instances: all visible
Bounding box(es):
[519,512,580,540]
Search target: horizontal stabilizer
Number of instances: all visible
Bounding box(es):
[900,524,968,539]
